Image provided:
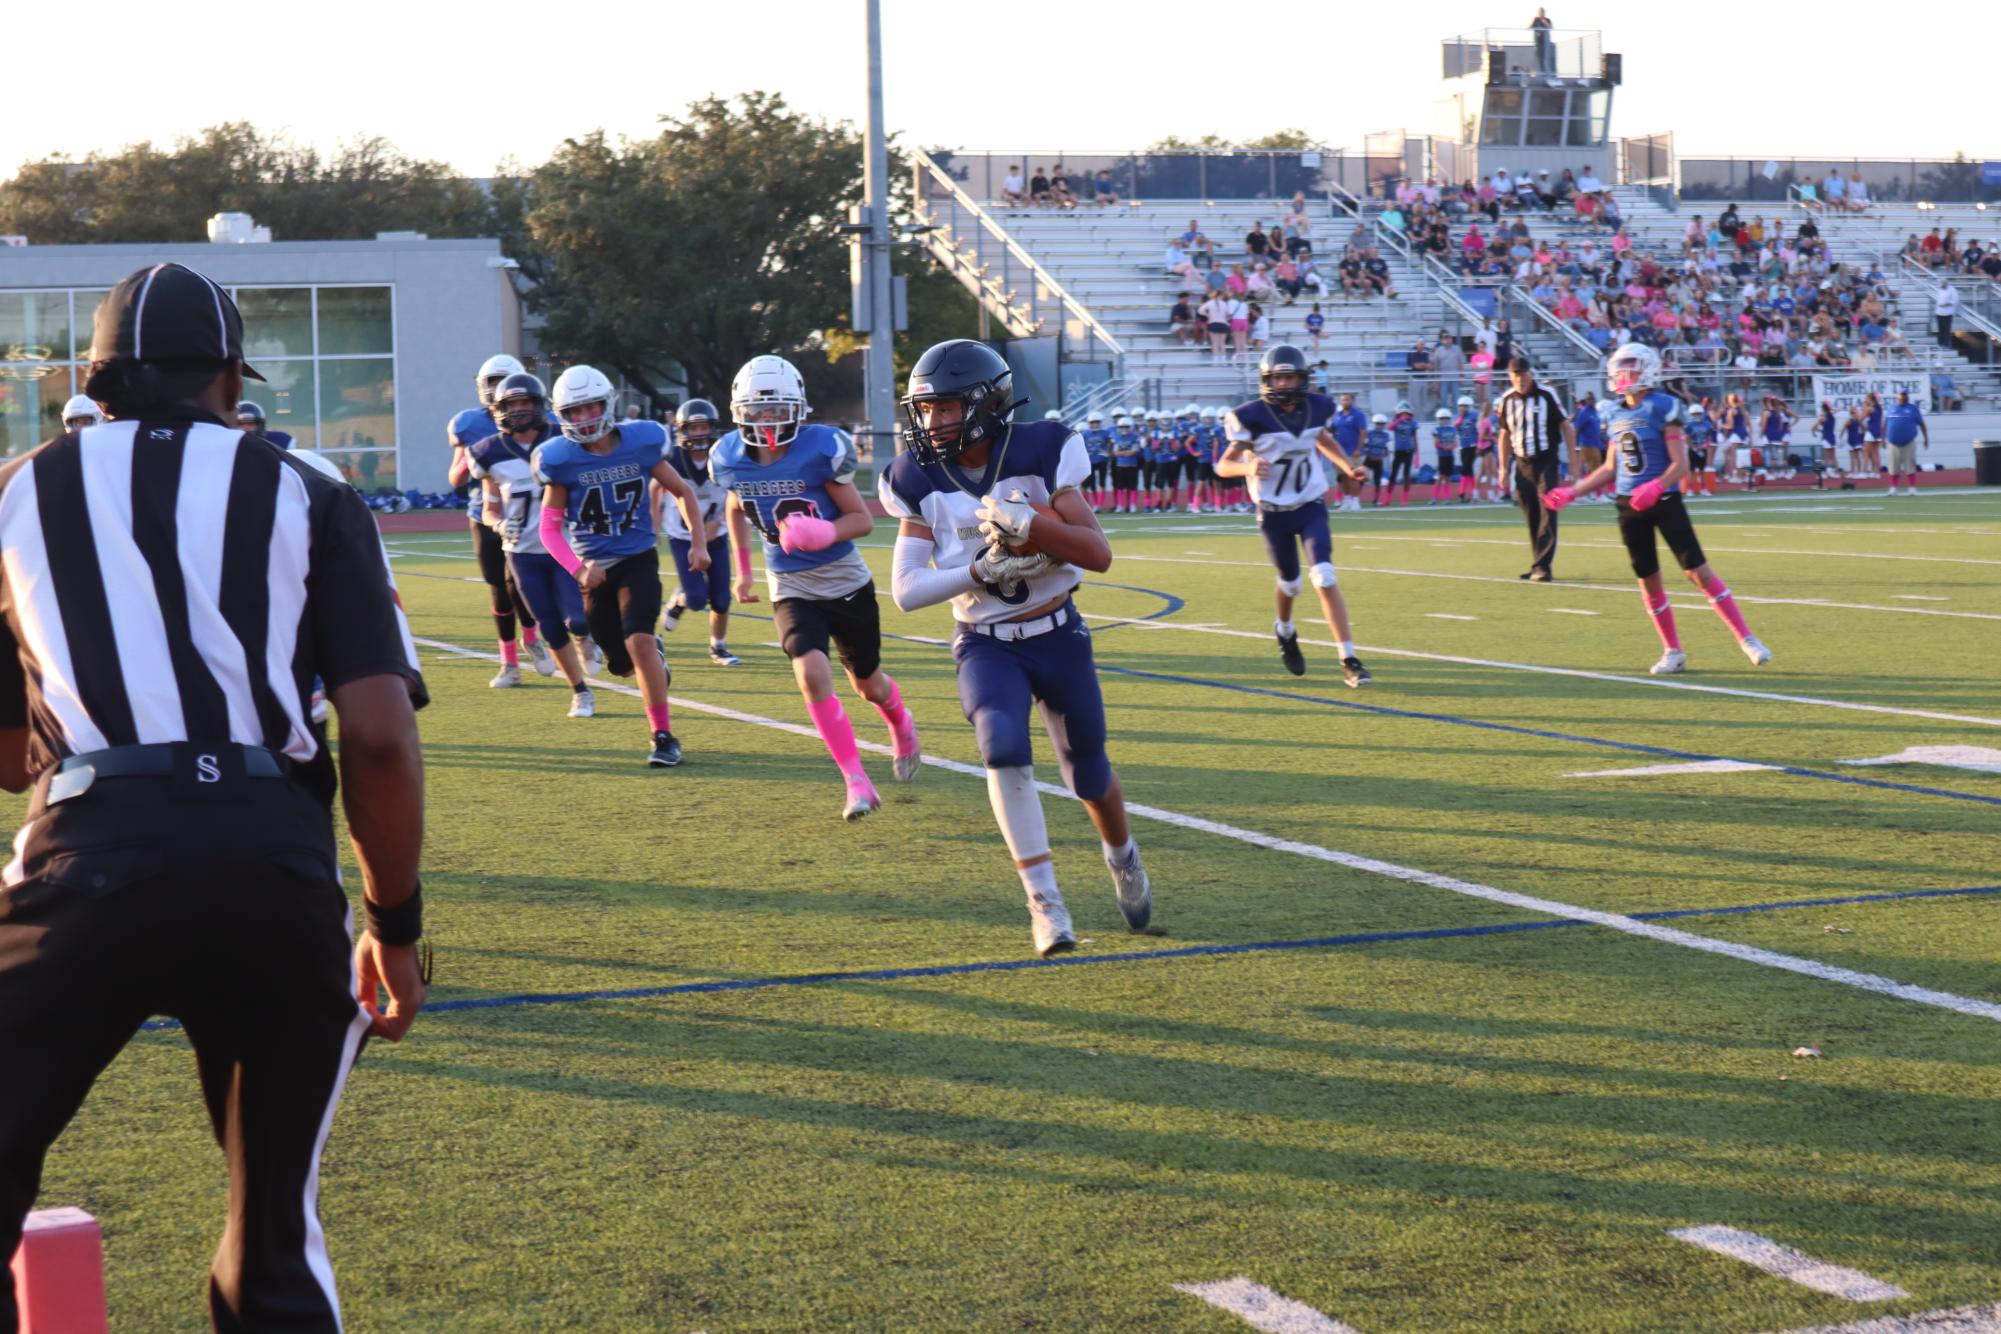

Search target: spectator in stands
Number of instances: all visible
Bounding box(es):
[1408,337,1434,415]
[1002,165,1026,207]
[1170,292,1201,345]
[1981,246,2001,282]
[1530,8,1555,72]
[1198,291,1232,360]
[1339,249,1367,299]
[1225,263,1249,297]
[1434,333,1465,405]
[1514,174,1544,211]
[1821,170,1846,211]
[1493,317,1514,367]
[1296,252,1329,298]
[1273,253,1302,303]
[1383,204,1407,235]
[1847,172,1870,211]
[1478,178,1501,222]
[1249,302,1271,352]
[1920,228,1944,266]
[1935,279,1959,348]
[1094,170,1120,207]
[1180,220,1215,267]
[1245,222,1270,260]
[1285,195,1314,256]
[1165,239,1202,287]
[1362,248,1397,299]
[1247,262,1276,301]
[1576,165,1603,196]
[1030,166,1051,206]
[1932,368,1964,411]
[1049,165,1076,209]
[1226,292,1251,357]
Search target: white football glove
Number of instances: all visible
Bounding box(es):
[500,517,525,544]
[976,488,1039,545]
[972,542,1052,586]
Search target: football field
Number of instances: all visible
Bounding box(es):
[29,487,2001,1332]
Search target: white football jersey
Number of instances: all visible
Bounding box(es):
[468,437,546,556]
[879,423,1091,626]
[660,447,726,543]
[1225,394,1336,508]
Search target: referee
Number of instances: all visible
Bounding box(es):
[1496,357,1575,581]
[0,263,428,1332]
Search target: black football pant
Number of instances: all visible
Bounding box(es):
[470,517,535,640]
[0,772,367,1333]
[1513,457,1561,576]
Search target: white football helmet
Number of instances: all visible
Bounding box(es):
[1113,415,1133,429]
[1371,412,1389,424]
[62,394,103,430]
[1044,409,1063,421]
[476,353,525,408]
[1457,395,1476,408]
[1198,406,1217,422]
[1687,403,1707,418]
[1435,408,1452,420]
[1086,410,1105,426]
[730,354,809,448]
[1607,343,1664,397]
[550,365,618,444]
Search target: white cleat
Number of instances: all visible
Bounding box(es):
[488,664,521,689]
[842,774,882,822]
[1027,890,1077,957]
[527,638,557,677]
[1648,649,1687,676]
[893,747,921,784]
[568,687,595,718]
[1739,636,1772,667]
[1108,845,1152,931]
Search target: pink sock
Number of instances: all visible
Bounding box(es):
[806,695,867,779]
[522,624,540,647]
[645,702,671,733]
[1702,577,1751,640]
[872,680,919,756]
[1644,592,1680,650]
[499,640,519,667]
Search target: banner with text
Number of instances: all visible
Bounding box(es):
[1811,373,1931,414]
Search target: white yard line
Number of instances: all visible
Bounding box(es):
[1349,531,2001,568]
[1172,1279,1363,1334]
[1669,1226,1907,1302]
[414,636,2001,1024]
[1548,608,1600,616]
[1768,1301,2001,1332]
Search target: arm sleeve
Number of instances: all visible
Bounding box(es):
[891,534,978,613]
[308,483,429,708]
[540,505,583,574]
[827,429,859,485]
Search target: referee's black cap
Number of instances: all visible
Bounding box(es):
[87,263,265,381]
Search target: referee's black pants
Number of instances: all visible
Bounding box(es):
[0,767,366,1334]
[1513,455,1561,576]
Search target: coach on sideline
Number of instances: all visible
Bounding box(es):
[1497,356,1574,581]
[0,263,428,1332]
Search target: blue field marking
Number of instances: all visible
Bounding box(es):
[1094,663,2001,808]
[134,883,2001,1032]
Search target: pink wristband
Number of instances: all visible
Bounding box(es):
[735,545,753,579]
[539,506,583,574]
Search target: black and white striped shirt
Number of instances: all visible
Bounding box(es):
[1499,384,1569,459]
[0,410,425,777]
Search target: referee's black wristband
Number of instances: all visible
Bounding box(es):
[364,883,424,947]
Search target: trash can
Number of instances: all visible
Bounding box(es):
[1976,440,2001,486]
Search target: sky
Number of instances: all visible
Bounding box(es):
[6,1,1990,177]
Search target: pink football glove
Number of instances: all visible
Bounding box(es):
[777,514,838,554]
[1630,479,1664,511]
[1542,486,1576,511]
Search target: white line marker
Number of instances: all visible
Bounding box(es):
[1183,549,1215,555]
[1548,608,1600,616]
[1894,595,1950,602]
[415,635,2001,1024]
[1566,760,1776,778]
[1076,616,2001,730]
[1426,613,1478,621]
[1353,531,2001,568]
[1669,1226,1907,1301]
[1172,1278,1361,1334]
[1838,746,2001,775]
[1767,1300,2001,1332]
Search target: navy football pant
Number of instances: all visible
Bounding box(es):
[506,550,589,650]
[668,535,732,614]
[1257,501,1333,583]
[952,602,1113,800]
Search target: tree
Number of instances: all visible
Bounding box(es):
[514,92,970,410]
[1146,131,1323,152]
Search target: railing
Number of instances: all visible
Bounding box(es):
[1786,183,1824,217]
[923,149,1386,206]
[1502,284,1607,368]
[911,150,1125,369]
[1059,378,1144,423]
[1680,157,2001,205]
[1442,27,1604,82]
[1898,255,2001,360]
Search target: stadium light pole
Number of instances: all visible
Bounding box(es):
[862,0,898,459]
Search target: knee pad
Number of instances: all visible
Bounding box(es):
[974,710,1034,772]
[683,586,711,613]
[1276,575,1303,598]
[565,615,591,641]
[1063,745,1114,803]
[1309,562,1339,589]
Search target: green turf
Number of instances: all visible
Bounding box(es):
[24,488,2001,1331]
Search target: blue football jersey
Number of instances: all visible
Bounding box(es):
[1363,428,1390,458]
[1431,422,1457,450]
[451,405,502,518]
[1604,391,1682,496]
[1390,416,1418,452]
[710,422,860,576]
[1082,427,1111,462]
[1685,416,1716,448]
[533,420,669,560]
[1454,413,1480,447]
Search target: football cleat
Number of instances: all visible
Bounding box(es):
[709,643,741,666]
[489,664,521,689]
[842,774,882,822]
[527,639,557,677]
[1739,636,1772,667]
[582,639,606,675]
[568,688,595,719]
[1341,656,1371,688]
[1107,845,1152,931]
[648,731,683,767]
[1276,627,1307,677]
[1649,649,1687,676]
[891,717,922,783]
[1027,890,1077,958]
[662,596,686,632]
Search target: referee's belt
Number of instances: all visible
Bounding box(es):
[963,603,1071,642]
[39,743,292,806]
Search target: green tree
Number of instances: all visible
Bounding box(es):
[515,92,970,409]
[1146,130,1323,152]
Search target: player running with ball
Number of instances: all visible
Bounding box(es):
[1217,345,1373,685]
[1543,344,1772,675]
[882,339,1151,958]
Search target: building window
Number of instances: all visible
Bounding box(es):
[0,284,398,494]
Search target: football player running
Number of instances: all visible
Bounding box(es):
[471,373,598,717]
[1216,345,1373,685]
[1543,344,1772,673]
[535,366,710,765]
[655,398,754,667]
[448,353,551,686]
[882,339,1151,958]
[712,355,921,821]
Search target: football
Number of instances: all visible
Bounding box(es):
[1001,500,1062,557]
